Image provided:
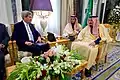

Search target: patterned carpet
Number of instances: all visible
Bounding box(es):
[106,67,120,80]
[91,43,120,80]
[92,59,120,80]
[72,42,120,80]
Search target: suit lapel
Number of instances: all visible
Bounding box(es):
[21,21,29,40]
[29,24,36,41]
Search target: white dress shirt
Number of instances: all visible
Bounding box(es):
[23,20,34,42]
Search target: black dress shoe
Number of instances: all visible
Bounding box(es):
[85,68,91,77]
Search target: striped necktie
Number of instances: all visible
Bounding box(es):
[26,24,34,42]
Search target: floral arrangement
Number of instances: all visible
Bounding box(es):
[108,6,120,31]
[7,44,84,80]
[108,7,120,25]
[108,6,120,41]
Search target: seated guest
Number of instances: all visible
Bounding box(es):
[63,15,82,41]
[0,23,10,55]
[0,23,10,79]
[71,16,112,76]
[12,11,50,56]
[0,50,5,80]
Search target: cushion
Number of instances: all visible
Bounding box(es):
[47,32,56,42]
[17,51,32,60]
[5,54,11,64]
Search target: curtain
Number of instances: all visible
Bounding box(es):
[60,0,74,34]
[0,0,14,36]
[74,0,83,24]
[32,0,61,36]
[47,0,60,35]
[0,0,8,24]
[11,0,17,23]
[16,0,22,22]
[60,0,74,35]
[0,0,13,25]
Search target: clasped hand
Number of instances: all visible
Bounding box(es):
[89,42,95,46]
[25,41,33,46]
[36,36,42,43]
[0,44,5,49]
[25,37,42,46]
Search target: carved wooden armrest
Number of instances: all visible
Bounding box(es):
[41,37,47,43]
[99,40,106,46]
[96,40,107,63]
[7,41,14,66]
[12,40,18,62]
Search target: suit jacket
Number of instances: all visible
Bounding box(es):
[12,21,40,49]
[0,23,10,47]
[0,50,5,80]
[0,23,10,55]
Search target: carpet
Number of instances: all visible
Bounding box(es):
[72,43,120,80]
[106,67,120,80]
[91,45,120,80]
[92,59,120,80]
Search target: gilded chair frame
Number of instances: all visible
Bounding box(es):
[96,24,113,65]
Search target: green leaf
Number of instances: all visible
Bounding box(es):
[61,73,64,79]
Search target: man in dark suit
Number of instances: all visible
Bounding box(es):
[12,11,50,56]
[0,23,10,55]
[0,23,9,80]
[0,50,5,80]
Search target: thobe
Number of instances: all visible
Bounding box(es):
[71,24,112,69]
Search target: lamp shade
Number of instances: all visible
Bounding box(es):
[30,0,53,11]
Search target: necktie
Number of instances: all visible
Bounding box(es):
[26,24,34,42]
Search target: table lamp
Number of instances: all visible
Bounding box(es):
[30,0,53,36]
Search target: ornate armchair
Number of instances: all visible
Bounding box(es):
[96,24,113,64]
[6,24,32,66]
[5,24,15,67]
[5,41,14,67]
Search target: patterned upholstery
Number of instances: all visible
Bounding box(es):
[12,40,33,62]
[5,54,11,65]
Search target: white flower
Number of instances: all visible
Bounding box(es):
[53,64,61,74]
[37,70,42,78]
[64,50,70,55]
[36,61,40,66]
[46,57,50,63]
[21,57,31,63]
[43,64,48,70]
[44,75,51,80]
[54,69,60,74]
[116,12,119,14]
[54,45,64,54]
[64,56,71,61]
